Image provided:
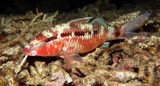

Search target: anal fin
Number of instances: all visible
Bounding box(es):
[100,42,110,48]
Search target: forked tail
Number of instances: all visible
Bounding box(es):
[122,12,150,34]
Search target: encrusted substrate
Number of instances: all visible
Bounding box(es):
[0,0,160,86]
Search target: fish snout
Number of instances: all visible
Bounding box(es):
[23,47,37,56]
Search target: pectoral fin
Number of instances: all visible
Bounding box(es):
[61,52,83,69]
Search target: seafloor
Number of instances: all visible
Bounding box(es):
[0,0,160,86]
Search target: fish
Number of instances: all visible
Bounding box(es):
[23,12,150,57]
[16,12,150,74]
[23,17,108,57]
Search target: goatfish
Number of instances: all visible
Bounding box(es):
[16,12,150,74]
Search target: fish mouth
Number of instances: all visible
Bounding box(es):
[23,48,37,56]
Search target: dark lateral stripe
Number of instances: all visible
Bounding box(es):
[44,29,100,42]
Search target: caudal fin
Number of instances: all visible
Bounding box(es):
[122,12,150,33]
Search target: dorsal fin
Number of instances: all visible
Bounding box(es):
[90,17,108,29]
[68,17,92,26]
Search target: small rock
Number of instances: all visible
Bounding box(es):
[2,45,21,55]
[3,27,17,34]
[0,56,8,64]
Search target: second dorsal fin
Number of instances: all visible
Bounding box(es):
[90,17,108,29]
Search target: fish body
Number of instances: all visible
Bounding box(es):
[23,13,150,58]
[23,17,108,57]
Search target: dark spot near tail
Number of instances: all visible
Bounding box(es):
[114,29,120,37]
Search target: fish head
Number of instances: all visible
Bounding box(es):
[23,39,63,56]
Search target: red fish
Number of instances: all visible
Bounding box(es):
[23,17,108,57]
[16,13,150,73]
[23,13,150,57]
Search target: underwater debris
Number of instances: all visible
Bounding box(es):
[45,70,72,86]
[69,35,160,85]
[107,36,160,85]
[0,56,8,65]
[18,61,72,85]
[0,67,19,86]
[45,71,67,86]
[152,79,160,86]
[29,12,43,26]
[72,69,142,86]
[0,74,6,86]
[2,45,21,56]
